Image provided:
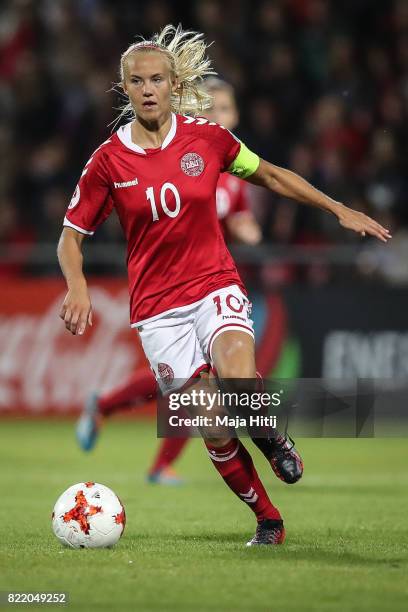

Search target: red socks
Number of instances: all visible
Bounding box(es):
[205,439,281,521]
[148,438,189,474]
[99,368,157,416]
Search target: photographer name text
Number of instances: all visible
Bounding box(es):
[168,415,277,428]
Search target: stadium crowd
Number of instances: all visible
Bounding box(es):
[1,0,407,284]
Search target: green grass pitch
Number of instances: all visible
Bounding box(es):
[0,420,407,611]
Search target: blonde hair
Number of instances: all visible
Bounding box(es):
[116,24,216,125]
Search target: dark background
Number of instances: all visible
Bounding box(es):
[1,0,407,285]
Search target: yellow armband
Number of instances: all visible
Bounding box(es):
[228,142,260,179]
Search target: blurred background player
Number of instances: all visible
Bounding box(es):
[76,77,262,485]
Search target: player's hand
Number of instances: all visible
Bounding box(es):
[337,206,392,242]
[59,286,93,336]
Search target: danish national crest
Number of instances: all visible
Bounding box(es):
[180,152,204,176]
[158,362,174,385]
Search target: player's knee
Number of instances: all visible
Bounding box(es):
[213,336,256,378]
[216,360,256,381]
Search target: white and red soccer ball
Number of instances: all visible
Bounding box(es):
[52,482,125,548]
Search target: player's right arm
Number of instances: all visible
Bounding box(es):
[225,211,261,245]
[57,140,112,335]
[223,180,262,245]
[57,228,92,336]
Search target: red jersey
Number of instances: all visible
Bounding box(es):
[64,113,245,325]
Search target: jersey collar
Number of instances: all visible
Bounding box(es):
[117,113,177,154]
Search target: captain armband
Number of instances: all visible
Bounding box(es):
[228,142,260,179]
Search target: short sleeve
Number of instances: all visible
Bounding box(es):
[64,149,112,235]
[211,123,241,172]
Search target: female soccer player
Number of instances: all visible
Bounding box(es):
[58,25,390,546]
[76,77,262,487]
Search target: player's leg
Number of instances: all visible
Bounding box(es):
[201,333,283,544]
[181,372,284,544]
[138,306,284,544]
[77,364,190,481]
[146,437,189,485]
[198,285,303,485]
[137,308,210,478]
[192,289,286,543]
[212,330,303,484]
[99,369,157,415]
[98,367,192,485]
[76,367,157,451]
[205,437,285,545]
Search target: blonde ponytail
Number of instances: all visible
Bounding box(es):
[114,24,216,126]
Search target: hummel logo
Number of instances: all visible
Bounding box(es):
[114,178,138,188]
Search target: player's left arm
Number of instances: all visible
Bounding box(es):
[228,143,391,242]
[250,159,391,242]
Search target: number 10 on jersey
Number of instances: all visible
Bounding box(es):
[146,182,181,221]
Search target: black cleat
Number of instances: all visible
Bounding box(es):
[269,434,303,484]
[246,519,285,546]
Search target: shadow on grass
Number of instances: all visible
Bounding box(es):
[124,533,408,568]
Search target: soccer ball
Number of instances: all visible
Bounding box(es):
[52,482,126,548]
